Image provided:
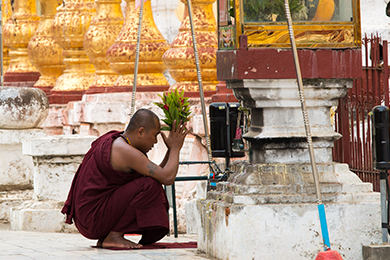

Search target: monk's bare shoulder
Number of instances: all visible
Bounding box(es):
[110,138,147,172]
[110,138,162,179]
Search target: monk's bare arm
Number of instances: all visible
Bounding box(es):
[159,149,170,168]
[124,147,180,185]
[110,121,188,185]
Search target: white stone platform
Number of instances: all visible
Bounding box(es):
[10,134,97,232]
[0,129,47,189]
[197,163,381,260]
[0,129,47,223]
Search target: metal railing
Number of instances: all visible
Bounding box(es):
[333,35,389,192]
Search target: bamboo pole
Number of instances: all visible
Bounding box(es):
[284,0,331,250]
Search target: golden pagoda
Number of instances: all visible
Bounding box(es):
[106,0,170,92]
[162,0,218,97]
[27,0,65,97]
[2,0,12,73]
[50,0,96,104]
[84,0,124,94]
[3,0,40,86]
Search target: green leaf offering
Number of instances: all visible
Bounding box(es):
[154,89,192,131]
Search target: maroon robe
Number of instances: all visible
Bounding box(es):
[61,131,169,243]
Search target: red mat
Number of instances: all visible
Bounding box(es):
[92,241,197,250]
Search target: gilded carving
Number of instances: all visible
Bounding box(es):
[27,0,65,91]
[162,0,218,94]
[2,0,12,72]
[107,0,170,91]
[84,0,124,90]
[3,0,40,74]
[51,0,96,93]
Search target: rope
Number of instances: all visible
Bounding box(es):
[130,0,145,118]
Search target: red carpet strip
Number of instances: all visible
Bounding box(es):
[92,241,197,250]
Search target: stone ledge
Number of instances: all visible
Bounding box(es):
[10,200,78,233]
[23,134,97,156]
[363,244,390,260]
[217,183,343,195]
[229,163,340,185]
[208,190,380,205]
[0,129,46,144]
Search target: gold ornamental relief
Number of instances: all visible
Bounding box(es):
[3,0,40,73]
[107,0,170,89]
[245,24,355,48]
[178,0,216,32]
[50,0,96,93]
[28,0,65,89]
[52,1,96,49]
[84,0,124,89]
[238,0,360,48]
[2,0,12,72]
[162,0,218,94]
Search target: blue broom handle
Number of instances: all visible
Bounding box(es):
[318,204,331,250]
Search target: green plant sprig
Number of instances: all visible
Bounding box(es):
[154,89,192,131]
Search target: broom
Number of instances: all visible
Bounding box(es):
[283,1,343,259]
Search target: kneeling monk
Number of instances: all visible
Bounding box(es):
[61,109,189,249]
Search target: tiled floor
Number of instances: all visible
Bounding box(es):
[0,224,212,260]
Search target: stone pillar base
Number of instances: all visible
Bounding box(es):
[9,134,97,232]
[197,163,381,260]
[363,244,390,260]
[0,129,47,189]
[10,201,78,233]
[0,190,33,223]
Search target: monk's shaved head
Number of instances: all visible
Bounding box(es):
[126,109,160,133]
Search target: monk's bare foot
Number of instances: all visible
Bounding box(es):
[100,231,143,249]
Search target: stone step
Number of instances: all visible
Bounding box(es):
[0,189,33,223]
[207,191,338,204]
[205,190,379,205]
[10,200,78,233]
[216,182,344,195]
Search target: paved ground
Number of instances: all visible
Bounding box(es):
[0,224,213,260]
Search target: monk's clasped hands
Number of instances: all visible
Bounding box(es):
[161,120,189,150]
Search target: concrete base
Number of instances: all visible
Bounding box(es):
[198,201,380,260]
[10,200,78,233]
[363,244,390,260]
[186,181,207,234]
[9,134,97,231]
[197,163,382,260]
[0,129,46,188]
[23,134,97,201]
[0,190,33,223]
[31,155,85,201]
